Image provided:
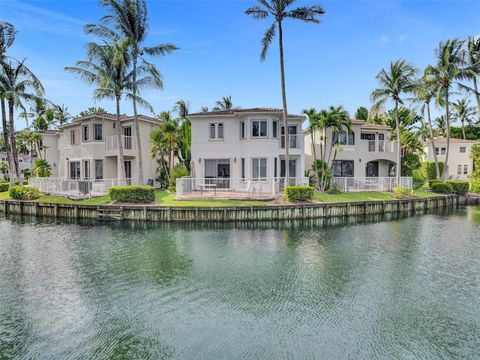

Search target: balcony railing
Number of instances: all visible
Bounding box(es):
[280,134,303,149]
[363,140,395,153]
[105,135,135,151]
[331,177,412,192]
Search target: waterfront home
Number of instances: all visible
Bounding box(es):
[0,152,32,178]
[422,138,479,180]
[304,119,411,191]
[178,108,307,198]
[35,112,161,198]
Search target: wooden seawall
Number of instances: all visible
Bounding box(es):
[0,195,475,223]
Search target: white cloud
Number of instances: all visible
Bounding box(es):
[380,36,390,46]
[399,35,407,44]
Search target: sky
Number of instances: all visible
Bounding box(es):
[2,0,480,129]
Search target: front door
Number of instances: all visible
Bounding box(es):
[124,160,132,184]
[280,159,297,185]
[217,163,230,188]
[366,161,379,177]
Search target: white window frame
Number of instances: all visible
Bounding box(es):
[251,158,267,180]
[94,123,103,141]
[70,129,78,145]
[272,121,278,139]
[251,119,268,138]
[209,123,224,141]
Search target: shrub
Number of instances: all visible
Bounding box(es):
[430,181,453,194]
[169,164,189,191]
[32,159,51,178]
[108,185,155,203]
[412,169,425,190]
[9,185,40,200]
[284,185,315,202]
[421,161,444,181]
[0,182,9,192]
[392,187,412,199]
[446,180,469,195]
[327,183,342,194]
[471,181,480,194]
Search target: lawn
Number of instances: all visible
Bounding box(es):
[313,189,444,203]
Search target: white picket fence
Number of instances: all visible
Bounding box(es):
[331,177,413,192]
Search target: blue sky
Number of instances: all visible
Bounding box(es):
[2,0,479,128]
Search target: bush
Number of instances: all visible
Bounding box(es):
[9,185,40,200]
[108,185,155,203]
[32,159,51,178]
[0,182,9,192]
[430,181,453,194]
[327,183,342,194]
[392,187,412,199]
[284,185,315,202]
[471,181,480,194]
[446,181,469,195]
[169,164,189,191]
[422,161,444,181]
[412,169,425,190]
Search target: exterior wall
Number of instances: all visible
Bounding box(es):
[423,141,478,180]
[0,152,33,175]
[190,114,305,180]
[304,124,397,177]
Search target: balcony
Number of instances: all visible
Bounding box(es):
[280,134,303,150]
[105,135,136,157]
[363,140,396,153]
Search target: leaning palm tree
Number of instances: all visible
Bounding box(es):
[371,60,418,183]
[85,0,178,185]
[245,0,325,183]
[425,39,475,179]
[213,95,234,111]
[464,36,480,119]
[173,99,190,119]
[452,98,476,139]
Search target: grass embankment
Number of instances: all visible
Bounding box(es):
[313,189,441,203]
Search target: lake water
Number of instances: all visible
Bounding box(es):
[1,207,479,359]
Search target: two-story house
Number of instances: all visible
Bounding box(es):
[186,108,306,195]
[422,138,479,180]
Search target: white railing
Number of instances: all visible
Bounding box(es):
[176,177,309,198]
[280,134,303,149]
[105,135,135,151]
[331,177,413,192]
[29,177,139,199]
[362,140,395,153]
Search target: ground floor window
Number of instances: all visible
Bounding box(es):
[205,159,230,178]
[69,161,80,179]
[83,160,90,179]
[464,165,468,174]
[241,158,245,179]
[95,160,103,180]
[332,160,354,177]
[252,158,267,179]
[280,159,297,178]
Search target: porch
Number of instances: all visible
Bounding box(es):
[331,177,413,192]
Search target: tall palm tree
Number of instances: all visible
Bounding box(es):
[213,95,234,111]
[371,60,418,184]
[303,107,321,188]
[464,36,480,119]
[53,104,72,126]
[435,115,447,137]
[246,0,325,183]
[173,99,190,119]
[452,98,476,139]
[425,39,475,180]
[85,0,178,185]
[174,100,191,169]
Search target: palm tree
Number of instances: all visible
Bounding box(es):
[355,106,369,120]
[303,108,321,188]
[464,36,480,119]
[371,60,418,185]
[173,99,190,119]
[425,39,476,180]
[53,104,72,126]
[246,0,325,183]
[200,106,209,112]
[452,98,476,139]
[435,115,447,137]
[213,95,233,111]
[85,0,178,185]
[174,100,191,169]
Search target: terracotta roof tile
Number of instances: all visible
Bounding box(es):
[188,107,303,119]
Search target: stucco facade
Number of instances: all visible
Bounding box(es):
[189,108,305,182]
[422,138,479,180]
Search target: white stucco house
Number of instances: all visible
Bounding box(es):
[180,108,307,198]
[422,138,479,180]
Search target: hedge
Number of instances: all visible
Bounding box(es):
[422,161,444,181]
[430,181,453,194]
[471,181,480,194]
[108,185,155,203]
[0,182,9,192]
[9,185,40,200]
[285,186,315,202]
[446,180,469,195]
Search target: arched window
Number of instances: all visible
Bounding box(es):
[209,123,216,139]
[348,131,355,145]
[217,123,224,139]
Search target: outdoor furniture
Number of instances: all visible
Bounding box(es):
[200,183,217,195]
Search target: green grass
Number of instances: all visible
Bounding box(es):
[154,191,265,207]
[312,189,445,203]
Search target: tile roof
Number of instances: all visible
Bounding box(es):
[35,130,61,135]
[62,112,160,128]
[188,107,304,119]
[350,119,391,130]
[423,138,480,145]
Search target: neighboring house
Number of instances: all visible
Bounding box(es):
[39,112,161,183]
[0,152,32,176]
[305,119,398,178]
[185,108,306,196]
[36,130,61,177]
[422,138,479,180]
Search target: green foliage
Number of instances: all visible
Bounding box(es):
[327,183,342,194]
[355,106,369,120]
[108,185,155,203]
[9,185,40,200]
[450,125,480,140]
[78,107,106,117]
[0,161,9,173]
[284,186,315,202]
[0,182,9,192]
[32,159,51,177]
[412,169,425,190]
[392,187,412,199]
[169,164,189,191]
[446,181,469,195]
[430,181,453,194]
[471,144,480,179]
[470,181,480,194]
[422,161,445,181]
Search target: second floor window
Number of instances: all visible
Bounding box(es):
[209,123,224,140]
[252,120,267,137]
[70,130,77,145]
[272,121,278,138]
[82,125,89,142]
[441,147,446,155]
[94,124,103,141]
[240,121,246,139]
[460,147,466,153]
[334,130,355,145]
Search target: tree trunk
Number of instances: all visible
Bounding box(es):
[278,21,290,186]
[310,129,321,189]
[426,102,440,179]
[115,95,126,184]
[8,98,20,183]
[443,90,450,180]
[473,77,480,121]
[461,119,466,140]
[131,51,144,185]
[394,101,401,185]
[1,98,13,183]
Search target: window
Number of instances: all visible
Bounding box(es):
[217,123,224,139]
[361,133,375,141]
[209,123,224,140]
[272,121,278,138]
[69,161,80,179]
[94,124,103,141]
[348,131,355,145]
[83,160,90,179]
[457,165,462,175]
[441,147,446,155]
[70,130,77,145]
[460,147,466,153]
[334,130,355,145]
[82,125,89,142]
[464,165,468,175]
[332,160,354,177]
[274,158,278,178]
[95,160,103,180]
[240,121,246,139]
[210,124,216,139]
[435,147,439,155]
[252,120,268,137]
[252,158,267,179]
[241,158,245,179]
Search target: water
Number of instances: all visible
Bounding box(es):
[1,207,480,359]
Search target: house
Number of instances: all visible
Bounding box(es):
[182,108,307,198]
[422,138,479,180]
[304,119,409,191]
[0,152,33,176]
